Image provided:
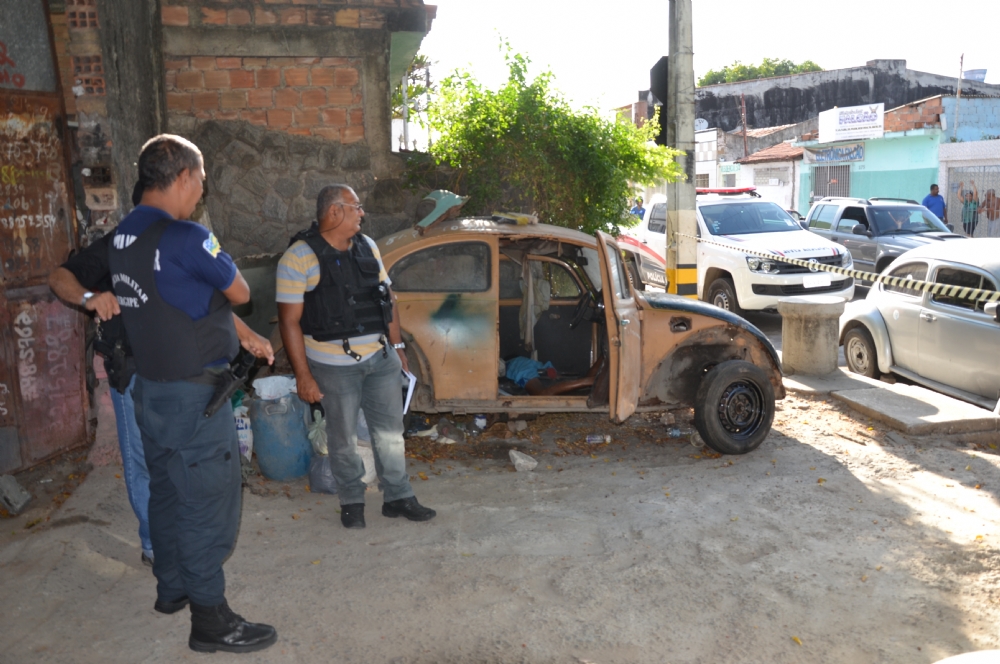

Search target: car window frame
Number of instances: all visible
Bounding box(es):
[388,240,492,293]
[807,204,837,230]
[497,255,584,303]
[881,260,928,299]
[927,262,999,314]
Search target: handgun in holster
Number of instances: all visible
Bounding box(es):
[203,350,256,418]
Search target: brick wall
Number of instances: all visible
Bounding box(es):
[158,0,419,30]
[884,97,944,133]
[165,56,365,142]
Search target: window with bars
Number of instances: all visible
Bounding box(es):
[72,56,105,95]
[68,10,99,28]
[814,165,851,198]
[695,174,710,188]
[754,167,788,186]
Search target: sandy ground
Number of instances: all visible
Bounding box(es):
[2,392,1000,664]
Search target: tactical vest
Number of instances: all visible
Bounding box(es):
[108,217,239,381]
[292,225,392,346]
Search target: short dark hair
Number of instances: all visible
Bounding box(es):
[930,184,938,190]
[137,134,202,192]
[316,184,354,220]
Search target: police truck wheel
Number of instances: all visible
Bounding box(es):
[694,360,775,455]
[843,327,879,378]
[708,278,743,317]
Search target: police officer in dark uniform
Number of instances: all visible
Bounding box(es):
[109,134,276,654]
[277,184,435,529]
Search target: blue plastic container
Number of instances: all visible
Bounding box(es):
[249,394,312,481]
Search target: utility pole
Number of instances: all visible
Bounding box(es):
[741,93,749,157]
[425,65,432,150]
[954,53,964,141]
[666,0,697,297]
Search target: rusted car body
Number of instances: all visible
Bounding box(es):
[378,218,785,454]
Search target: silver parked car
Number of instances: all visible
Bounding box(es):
[839,239,1000,410]
[806,197,966,275]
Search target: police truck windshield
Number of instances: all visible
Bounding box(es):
[700,202,801,236]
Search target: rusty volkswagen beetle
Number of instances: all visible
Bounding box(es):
[378,212,784,455]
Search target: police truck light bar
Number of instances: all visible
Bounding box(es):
[695,187,761,197]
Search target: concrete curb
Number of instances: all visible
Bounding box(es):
[783,368,1000,435]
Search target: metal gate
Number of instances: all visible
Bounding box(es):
[0,0,88,473]
[814,165,851,198]
[948,165,1000,238]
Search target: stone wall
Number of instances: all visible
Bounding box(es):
[697,60,1000,133]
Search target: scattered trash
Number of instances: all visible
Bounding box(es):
[307,403,327,455]
[38,479,52,484]
[251,375,297,400]
[438,418,467,443]
[405,414,433,437]
[666,428,682,438]
[689,431,705,448]
[585,434,611,444]
[411,425,439,439]
[308,455,338,494]
[0,475,32,515]
[660,413,675,426]
[509,450,538,472]
[472,415,488,433]
[507,420,528,433]
[234,405,253,462]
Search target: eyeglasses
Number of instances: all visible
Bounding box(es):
[339,202,364,212]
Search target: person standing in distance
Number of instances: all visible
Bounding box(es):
[277,184,435,529]
[630,196,646,219]
[921,184,947,222]
[108,134,276,654]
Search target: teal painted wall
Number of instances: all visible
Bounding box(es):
[850,168,938,201]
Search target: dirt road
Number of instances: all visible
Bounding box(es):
[2,393,999,663]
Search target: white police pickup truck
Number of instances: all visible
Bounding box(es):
[628,188,854,316]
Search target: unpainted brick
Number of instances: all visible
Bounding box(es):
[269,57,296,68]
[310,68,336,87]
[201,8,227,25]
[294,109,321,126]
[254,8,278,25]
[321,107,347,126]
[204,70,231,90]
[268,109,294,127]
[359,8,385,29]
[256,68,281,87]
[165,71,177,89]
[326,88,353,105]
[321,57,350,66]
[275,88,301,108]
[161,5,189,26]
[167,92,192,112]
[349,108,364,125]
[216,110,242,121]
[287,128,314,136]
[284,68,310,87]
[176,70,205,91]
[221,90,248,110]
[217,57,242,70]
[230,70,256,89]
[334,8,360,27]
[165,57,189,70]
[192,91,219,110]
[244,58,269,68]
[191,56,217,71]
[301,89,327,107]
[334,68,359,87]
[296,57,320,65]
[341,125,364,143]
[241,110,269,126]
[228,9,252,25]
[311,127,342,141]
[280,8,306,24]
[248,88,274,108]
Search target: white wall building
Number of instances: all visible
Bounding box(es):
[733,140,804,210]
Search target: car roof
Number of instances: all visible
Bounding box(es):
[697,196,774,206]
[377,217,599,255]
[895,238,1000,276]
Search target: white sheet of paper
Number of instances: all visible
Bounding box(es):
[401,370,417,414]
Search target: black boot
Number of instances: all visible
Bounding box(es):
[382,496,436,521]
[340,503,366,529]
[189,600,277,654]
[154,595,189,614]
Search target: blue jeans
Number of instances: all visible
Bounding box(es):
[309,350,414,506]
[133,376,242,606]
[109,374,153,557]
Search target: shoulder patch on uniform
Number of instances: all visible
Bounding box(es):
[113,234,137,249]
[202,233,222,258]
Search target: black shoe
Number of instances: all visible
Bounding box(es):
[154,595,190,615]
[189,601,277,654]
[340,503,366,529]
[382,496,436,522]
[141,553,154,569]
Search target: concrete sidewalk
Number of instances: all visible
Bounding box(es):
[784,368,1000,435]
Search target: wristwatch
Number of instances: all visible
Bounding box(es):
[80,291,95,307]
[392,342,406,350]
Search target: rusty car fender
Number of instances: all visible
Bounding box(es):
[635,293,785,408]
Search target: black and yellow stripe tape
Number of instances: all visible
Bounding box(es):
[675,232,1000,305]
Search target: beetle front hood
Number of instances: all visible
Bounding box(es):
[712,229,844,259]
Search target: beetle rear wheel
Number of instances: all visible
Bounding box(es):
[694,360,775,455]
[843,327,878,378]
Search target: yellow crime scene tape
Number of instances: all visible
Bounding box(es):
[674,232,1000,305]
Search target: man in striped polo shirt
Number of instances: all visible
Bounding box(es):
[277,184,435,529]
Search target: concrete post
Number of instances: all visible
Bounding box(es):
[777,295,847,375]
[666,0,697,298]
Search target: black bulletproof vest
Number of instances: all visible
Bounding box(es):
[108,218,239,381]
[292,225,391,342]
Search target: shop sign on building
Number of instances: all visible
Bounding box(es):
[720,163,741,173]
[818,104,884,143]
[804,143,866,164]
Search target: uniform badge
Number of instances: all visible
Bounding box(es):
[202,233,222,258]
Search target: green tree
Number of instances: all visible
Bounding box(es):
[426,47,683,236]
[698,58,823,86]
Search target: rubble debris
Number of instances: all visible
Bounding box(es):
[0,475,33,515]
[507,420,528,433]
[509,450,538,472]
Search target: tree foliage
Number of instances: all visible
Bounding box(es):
[392,54,434,121]
[426,47,683,236]
[698,58,823,87]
